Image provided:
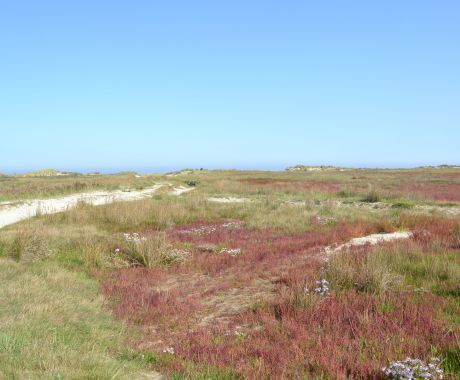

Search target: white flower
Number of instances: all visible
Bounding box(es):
[219,248,242,257]
[313,279,330,295]
[382,357,443,379]
[123,232,147,243]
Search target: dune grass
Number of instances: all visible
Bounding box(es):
[0,259,148,379]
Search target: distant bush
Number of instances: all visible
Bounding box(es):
[336,190,355,198]
[362,191,381,203]
[391,201,413,209]
[185,180,199,187]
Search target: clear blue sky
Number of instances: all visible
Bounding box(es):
[1,1,459,173]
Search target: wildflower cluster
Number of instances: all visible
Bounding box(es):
[221,221,243,229]
[178,221,243,236]
[162,346,174,355]
[314,279,330,295]
[168,248,191,262]
[234,326,245,337]
[179,225,218,235]
[123,232,147,243]
[382,357,443,379]
[219,248,242,256]
[316,215,336,225]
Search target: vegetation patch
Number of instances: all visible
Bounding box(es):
[1,169,460,378]
[0,259,145,379]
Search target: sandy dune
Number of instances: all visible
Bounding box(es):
[0,185,163,229]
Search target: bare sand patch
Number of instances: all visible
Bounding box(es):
[324,231,413,255]
[170,186,195,196]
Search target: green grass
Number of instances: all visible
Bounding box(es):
[0,259,146,379]
[327,244,460,295]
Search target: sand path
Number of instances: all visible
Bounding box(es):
[0,185,164,229]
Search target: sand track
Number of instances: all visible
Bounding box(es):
[0,185,163,229]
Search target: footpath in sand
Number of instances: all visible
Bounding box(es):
[0,185,166,229]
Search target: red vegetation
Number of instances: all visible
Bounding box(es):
[165,219,393,274]
[240,174,460,201]
[101,219,421,377]
[105,219,383,331]
[102,267,203,334]
[397,182,460,202]
[101,216,460,378]
[177,293,454,379]
[399,214,460,249]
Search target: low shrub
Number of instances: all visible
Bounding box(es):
[336,189,356,198]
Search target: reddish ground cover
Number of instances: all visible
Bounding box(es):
[101,219,420,376]
[240,174,460,201]
[396,182,460,202]
[101,215,460,378]
[401,214,460,249]
[178,292,454,379]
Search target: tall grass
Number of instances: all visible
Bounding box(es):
[361,190,381,203]
[124,233,190,267]
[0,259,145,379]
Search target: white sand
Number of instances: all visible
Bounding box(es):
[170,186,195,196]
[325,231,413,255]
[0,185,163,229]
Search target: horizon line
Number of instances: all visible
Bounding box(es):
[2,163,460,175]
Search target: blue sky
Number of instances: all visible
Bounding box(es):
[1,1,459,173]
